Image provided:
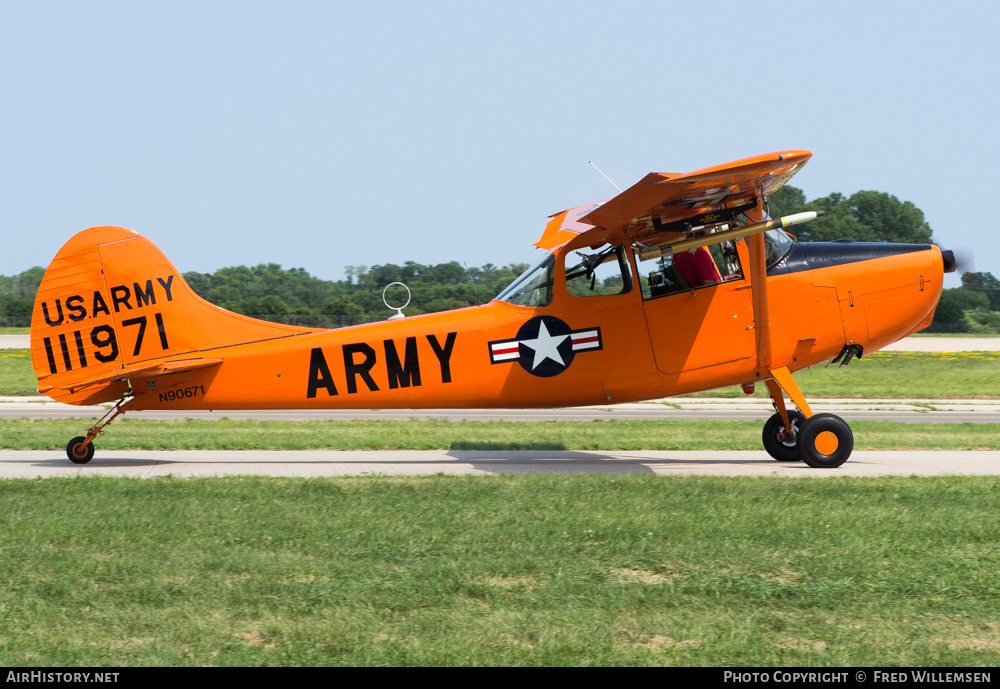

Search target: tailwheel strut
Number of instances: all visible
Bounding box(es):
[66,398,132,464]
[761,366,853,468]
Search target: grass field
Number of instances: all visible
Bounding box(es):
[684,351,1000,399]
[1,475,997,666]
[3,417,1000,451]
[4,343,999,668]
[4,349,1000,398]
[0,350,36,395]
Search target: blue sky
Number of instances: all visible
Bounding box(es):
[2,0,997,287]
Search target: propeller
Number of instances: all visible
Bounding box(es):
[940,246,974,275]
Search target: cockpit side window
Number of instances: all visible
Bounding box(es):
[564,245,632,297]
[495,254,555,307]
[633,238,743,300]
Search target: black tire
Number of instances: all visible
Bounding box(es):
[66,436,95,464]
[762,411,806,461]
[797,414,853,468]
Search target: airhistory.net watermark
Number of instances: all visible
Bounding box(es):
[6,673,119,683]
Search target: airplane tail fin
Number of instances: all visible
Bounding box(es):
[31,226,316,405]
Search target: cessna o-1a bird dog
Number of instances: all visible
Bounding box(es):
[31,150,954,467]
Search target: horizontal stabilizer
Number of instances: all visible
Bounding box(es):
[38,358,223,394]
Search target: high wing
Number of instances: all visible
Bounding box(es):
[534,149,815,428]
[535,150,811,251]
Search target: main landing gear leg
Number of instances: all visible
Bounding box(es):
[761,366,853,468]
[66,398,132,464]
[762,379,805,462]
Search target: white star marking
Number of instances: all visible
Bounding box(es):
[520,320,570,370]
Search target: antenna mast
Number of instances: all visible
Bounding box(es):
[463,261,481,306]
[589,161,623,193]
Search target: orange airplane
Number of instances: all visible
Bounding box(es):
[30,150,954,467]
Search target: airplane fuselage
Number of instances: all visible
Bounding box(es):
[30,150,951,467]
[112,239,944,412]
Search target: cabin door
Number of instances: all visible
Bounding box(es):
[635,243,755,375]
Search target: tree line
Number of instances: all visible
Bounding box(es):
[1,185,996,332]
[179,261,530,327]
[0,261,529,329]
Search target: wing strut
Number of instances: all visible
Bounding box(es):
[745,203,814,429]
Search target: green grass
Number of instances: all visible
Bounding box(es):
[0,350,36,395]
[3,417,1000,451]
[0,327,29,334]
[4,349,1000,398]
[685,351,1000,399]
[0,474,997,666]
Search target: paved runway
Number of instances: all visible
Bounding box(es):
[881,337,1000,352]
[4,397,999,423]
[2,449,999,478]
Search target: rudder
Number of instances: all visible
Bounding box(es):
[31,226,316,405]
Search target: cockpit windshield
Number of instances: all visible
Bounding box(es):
[495,254,555,307]
[764,228,794,268]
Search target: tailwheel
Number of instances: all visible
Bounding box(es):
[762,411,806,461]
[64,397,132,464]
[797,413,854,468]
[66,436,95,464]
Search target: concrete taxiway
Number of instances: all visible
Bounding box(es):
[2,449,999,478]
[3,396,1000,423]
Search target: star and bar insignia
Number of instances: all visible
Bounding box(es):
[488,315,602,378]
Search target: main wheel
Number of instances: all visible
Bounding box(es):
[797,414,853,468]
[762,411,806,461]
[66,436,95,464]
